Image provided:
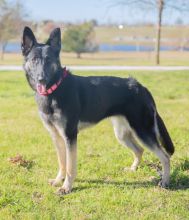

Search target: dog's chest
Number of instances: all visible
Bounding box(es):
[35,95,64,122]
[35,95,53,114]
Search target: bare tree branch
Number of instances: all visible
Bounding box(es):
[107,0,189,65]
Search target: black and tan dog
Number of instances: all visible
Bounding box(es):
[21,27,174,195]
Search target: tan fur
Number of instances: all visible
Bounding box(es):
[151,146,170,187]
[52,123,77,193]
[39,112,66,186]
[111,116,144,171]
[39,110,77,192]
[59,142,77,194]
[111,115,170,186]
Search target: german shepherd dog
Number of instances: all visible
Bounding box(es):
[21,27,174,195]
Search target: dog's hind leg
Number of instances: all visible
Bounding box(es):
[147,144,170,188]
[124,135,144,171]
[111,116,144,171]
[135,127,170,188]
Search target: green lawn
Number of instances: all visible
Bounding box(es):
[0,70,189,219]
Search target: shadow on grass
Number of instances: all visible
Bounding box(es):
[74,178,155,192]
[74,159,189,192]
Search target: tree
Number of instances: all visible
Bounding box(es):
[108,0,189,64]
[0,0,25,59]
[43,20,57,35]
[62,22,98,58]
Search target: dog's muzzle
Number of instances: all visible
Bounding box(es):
[36,67,68,96]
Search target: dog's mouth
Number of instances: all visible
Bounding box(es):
[37,83,47,94]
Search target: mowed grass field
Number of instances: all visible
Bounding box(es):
[94,26,189,44]
[1,51,189,66]
[0,70,189,219]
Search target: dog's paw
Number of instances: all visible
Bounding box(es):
[48,178,63,187]
[56,187,71,196]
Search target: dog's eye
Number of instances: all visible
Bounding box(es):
[32,57,37,63]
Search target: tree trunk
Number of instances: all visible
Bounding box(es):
[0,42,6,60]
[155,0,164,65]
[0,51,4,60]
[77,53,81,58]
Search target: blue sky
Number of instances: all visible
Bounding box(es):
[25,0,135,24]
[24,0,189,25]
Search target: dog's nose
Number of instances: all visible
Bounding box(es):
[38,76,46,84]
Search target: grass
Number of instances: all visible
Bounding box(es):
[94,26,189,48]
[0,70,189,219]
[1,51,189,66]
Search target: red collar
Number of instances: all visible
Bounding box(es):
[37,68,68,96]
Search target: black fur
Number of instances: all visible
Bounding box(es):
[22,27,174,192]
[156,113,174,155]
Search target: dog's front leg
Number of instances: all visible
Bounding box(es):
[48,132,66,187]
[56,138,77,195]
[39,112,66,186]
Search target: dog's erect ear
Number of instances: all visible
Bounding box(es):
[21,27,37,56]
[46,28,61,55]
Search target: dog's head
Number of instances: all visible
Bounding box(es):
[21,27,62,91]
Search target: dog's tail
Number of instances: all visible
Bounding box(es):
[156,113,174,156]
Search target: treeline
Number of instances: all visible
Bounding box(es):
[0,0,26,59]
[0,0,98,59]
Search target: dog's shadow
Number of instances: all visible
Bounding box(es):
[74,159,189,192]
[74,178,155,193]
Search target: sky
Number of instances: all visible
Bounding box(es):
[24,0,189,25]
